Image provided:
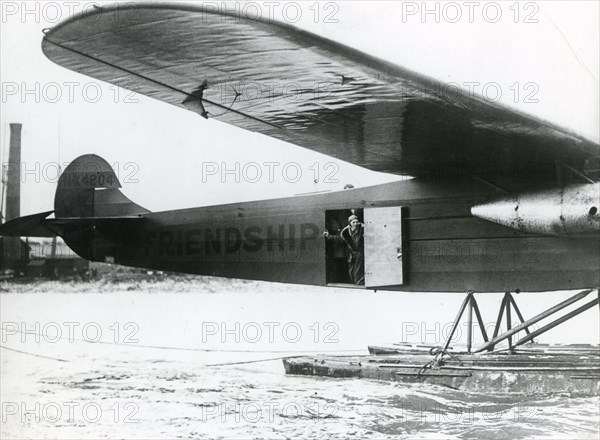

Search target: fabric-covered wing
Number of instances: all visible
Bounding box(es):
[42,3,599,191]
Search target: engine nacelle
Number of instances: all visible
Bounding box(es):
[471,182,600,236]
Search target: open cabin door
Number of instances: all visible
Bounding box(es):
[364,207,404,288]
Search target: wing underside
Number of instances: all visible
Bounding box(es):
[41,3,599,191]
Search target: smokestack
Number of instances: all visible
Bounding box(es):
[2,123,22,270]
[6,123,22,221]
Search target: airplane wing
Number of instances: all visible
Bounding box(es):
[42,3,599,191]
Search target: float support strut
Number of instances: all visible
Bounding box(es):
[515,293,599,347]
[441,292,488,354]
[475,289,594,353]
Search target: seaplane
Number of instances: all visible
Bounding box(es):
[1,3,599,394]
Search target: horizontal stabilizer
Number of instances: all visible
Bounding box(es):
[0,211,55,237]
[49,216,145,224]
[0,212,146,238]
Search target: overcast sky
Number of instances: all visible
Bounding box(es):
[1,0,598,216]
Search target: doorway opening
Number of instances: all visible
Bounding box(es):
[324,208,364,286]
[325,206,405,289]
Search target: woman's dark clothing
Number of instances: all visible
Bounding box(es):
[339,225,364,285]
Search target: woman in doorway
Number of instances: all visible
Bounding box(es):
[324,214,364,285]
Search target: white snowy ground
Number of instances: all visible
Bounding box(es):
[1,279,599,439]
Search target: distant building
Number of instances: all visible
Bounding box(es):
[0,237,30,276]
[1,238,89,279]
[27,238,89,279]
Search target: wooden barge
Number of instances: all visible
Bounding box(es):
[283,344,600,395]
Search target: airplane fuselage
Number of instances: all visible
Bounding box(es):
[79,178,600,292]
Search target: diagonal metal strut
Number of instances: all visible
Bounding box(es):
[474,289,594,353]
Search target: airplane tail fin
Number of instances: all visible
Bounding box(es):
[54,154,149,218]
[1,155,149,261]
